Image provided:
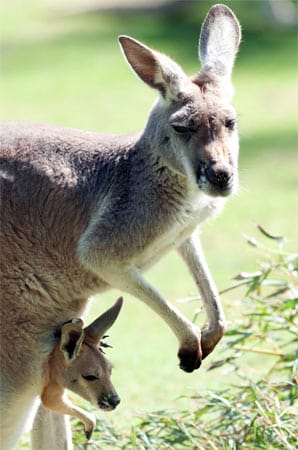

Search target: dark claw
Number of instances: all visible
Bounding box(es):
[85,430,92,441]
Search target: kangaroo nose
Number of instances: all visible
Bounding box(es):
[205,162,233,189]
[99,393,121,410]
[108,394,121,407]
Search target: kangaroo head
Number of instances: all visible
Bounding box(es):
[119,4,241,198]
[52,297,123,411]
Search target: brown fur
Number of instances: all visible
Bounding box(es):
[40,299,122,440]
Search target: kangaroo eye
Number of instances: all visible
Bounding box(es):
[225,119,236,130]
[82,375,99,382]
[171,124,193,134]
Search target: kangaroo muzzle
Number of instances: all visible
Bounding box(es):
[98,392,121,411]
[205,162,233,191]
[197,160,234,197]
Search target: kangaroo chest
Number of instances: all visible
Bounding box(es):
[134,192,224,271]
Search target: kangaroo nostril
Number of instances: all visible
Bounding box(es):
[206,163,232,188]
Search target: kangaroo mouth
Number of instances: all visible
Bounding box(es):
[196,165,234,198]
[98,400,116,411]
[98,394,120,411]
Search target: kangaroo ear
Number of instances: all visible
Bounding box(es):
[199,4,241,79]
[84,297,123,342]
[60,319,84,363]
[118,36,190,101]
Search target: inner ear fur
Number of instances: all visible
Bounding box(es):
[199,4,241,79]
[118,35,190,101]
[60,319,84,363]
[118,36,159,88]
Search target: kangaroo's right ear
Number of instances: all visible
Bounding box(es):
[118,36,190,102]
[84,297,123,342]
[199,4,241,79]
[60,319,84,363]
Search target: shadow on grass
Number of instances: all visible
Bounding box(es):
[2,0,297,67]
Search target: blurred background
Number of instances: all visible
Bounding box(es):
[1,0,297,446]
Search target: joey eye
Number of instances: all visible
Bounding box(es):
[225,119,236,130]
[171,124,193,134]
[82,375,99,382]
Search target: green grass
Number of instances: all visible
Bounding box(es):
[1,1,297,448]
[64,235,298,449]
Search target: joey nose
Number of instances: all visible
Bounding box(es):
[205,162,233,189]
[99,393,121,410]
[108,394,120,408]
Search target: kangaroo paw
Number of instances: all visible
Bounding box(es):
[178,342,202,373]
[83,413,96,441]
[201,328,224,359]
[85,429,93,441]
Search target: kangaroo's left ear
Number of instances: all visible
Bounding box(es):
[199,4,241,79]
[119,36,191,102]
[60,319,84,363]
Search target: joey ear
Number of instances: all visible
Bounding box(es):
[199,4,241,78]
[118,35,189,101]
[84,297,123,342]
[60,319,84,363]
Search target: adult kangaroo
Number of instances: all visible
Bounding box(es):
[0,4,241,449]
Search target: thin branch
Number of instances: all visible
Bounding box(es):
[233,344,284,357]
